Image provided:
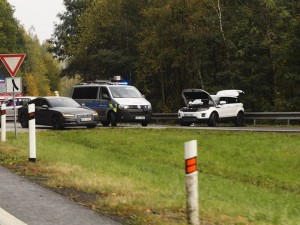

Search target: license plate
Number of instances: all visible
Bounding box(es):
[80,117,92,122]
[135,116,145,120]
[184,114,193,117]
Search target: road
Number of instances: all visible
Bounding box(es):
[0,166,121,225]
[3,121,300,133]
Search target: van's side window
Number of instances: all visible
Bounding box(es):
[100,87,110,99]
[73,87,98,99]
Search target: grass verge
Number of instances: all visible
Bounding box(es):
[0,128,299,225]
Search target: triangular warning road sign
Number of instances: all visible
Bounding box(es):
[0,54,26,77]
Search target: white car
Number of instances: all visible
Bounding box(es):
[3,96,36,120]
[178,89,245,127]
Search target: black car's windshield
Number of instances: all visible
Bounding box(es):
[108,86,142,98]
[48,98,80,107]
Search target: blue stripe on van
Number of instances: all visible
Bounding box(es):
[85,103,110,108]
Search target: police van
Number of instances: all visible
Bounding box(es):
[70,77,152,127]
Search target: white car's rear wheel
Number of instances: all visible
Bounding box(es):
[235,112,244,127]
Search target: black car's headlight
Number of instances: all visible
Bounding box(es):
[62,113,75,117]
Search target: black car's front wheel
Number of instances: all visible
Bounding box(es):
[52,115,64,130]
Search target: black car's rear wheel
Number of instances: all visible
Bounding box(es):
[20,113,28,128]
[52,115,64,130]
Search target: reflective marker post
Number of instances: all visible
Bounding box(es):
[28,103,36,162]
[1,104,6,142]
[184,140,199,225]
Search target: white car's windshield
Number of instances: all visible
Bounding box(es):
[109,86,142,98]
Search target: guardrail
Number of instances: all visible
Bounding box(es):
[151,112,300,125]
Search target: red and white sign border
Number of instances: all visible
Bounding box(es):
[0,54,26,77]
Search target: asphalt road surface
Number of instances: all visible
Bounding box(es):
[3,121,300,133]
[0,166,121,225]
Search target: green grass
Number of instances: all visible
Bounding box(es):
[0,128,299,225]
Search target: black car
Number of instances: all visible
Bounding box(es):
[18,97,99,129]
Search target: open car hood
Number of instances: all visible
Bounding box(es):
[181,89,214,106]
[216,90,244,97]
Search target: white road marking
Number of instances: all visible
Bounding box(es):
[0,207,27,225]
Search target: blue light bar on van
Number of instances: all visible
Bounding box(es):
[117,81,128,85]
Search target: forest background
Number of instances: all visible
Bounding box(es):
[1,0,299,113]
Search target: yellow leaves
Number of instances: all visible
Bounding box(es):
[23,72,53,96]
[24,73,39,96]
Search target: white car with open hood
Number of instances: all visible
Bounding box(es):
[178,89,245,127]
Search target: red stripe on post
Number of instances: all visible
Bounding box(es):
[29,112,35,120]
[186,157,196,166]
[1,110,5,115]
[186,157,197,174]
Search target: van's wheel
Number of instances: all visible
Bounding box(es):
[109,112,117,127]
[180,121,191,126]
[20,113,29,128]
[235,112,244,127]
[52,115,64,130]
[141,121,148,127]
[207,112,218,127]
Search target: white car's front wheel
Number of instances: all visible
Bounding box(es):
[207,112,218,127]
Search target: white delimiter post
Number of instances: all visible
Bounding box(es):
[1,103,6,142]
[184,140,199,225]
[28,103,36,162]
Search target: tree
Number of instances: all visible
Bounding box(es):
[0,0,19,78]
[41,43,61,92]
[49,0,92,61]
[62,0,148,82]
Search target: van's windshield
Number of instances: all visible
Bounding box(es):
[109,86,142,98]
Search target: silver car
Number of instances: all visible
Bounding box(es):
[3,96,36,120]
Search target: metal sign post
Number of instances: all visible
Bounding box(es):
[6,77,22,139]
[13,88,17,139]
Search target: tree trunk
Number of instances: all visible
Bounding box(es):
[264,1,277,105]
[211,0,234,88]
[160,73,165,108]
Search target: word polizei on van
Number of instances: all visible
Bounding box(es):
[70,76,152,127]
